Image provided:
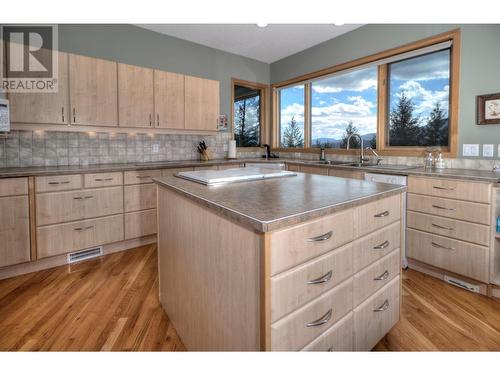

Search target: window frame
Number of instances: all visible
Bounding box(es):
[271,29,460,157]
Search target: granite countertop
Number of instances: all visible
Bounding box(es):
[154,172,406,232]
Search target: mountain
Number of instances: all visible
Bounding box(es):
[312,133,376,148]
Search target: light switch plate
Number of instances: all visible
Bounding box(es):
[483,144,494,157]
[152,143,159,153]
[463,144,479,157]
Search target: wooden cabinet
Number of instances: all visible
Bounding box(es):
[9,51,69,125]
[301,313,353,351]
[300,165,328,175]
[84,172,123,188]
[0,195,31,268]
[118,63,154,128]
[154,70,185,129]
[124,209,157,240]
[69,54,118,127]
[124,184,156,212]
[124,169,162,185]
[185,75,219,131]
[328,168,364,180]
[35,174,83,192]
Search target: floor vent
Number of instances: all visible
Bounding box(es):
[67,247,103,264]
[444,275,480,293]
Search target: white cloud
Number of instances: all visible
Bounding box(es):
[397,80,449,117]
[390,49,450,81]
[311,67,377,94]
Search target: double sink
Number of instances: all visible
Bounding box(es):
[301,160,420,171]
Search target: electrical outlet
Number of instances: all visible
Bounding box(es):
[223,144,228,152]
[463,144,479,157]
[483,144,494,157]
[152,143,159,153]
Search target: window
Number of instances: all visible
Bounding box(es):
[233,85,261,147]
[311,66,378,149]
[387,49,451,147]
[280,85,305,148]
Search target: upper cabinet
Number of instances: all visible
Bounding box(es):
[69,54,118,127]
[118,64,154,128]
[154,70,185,130]
[9,51,69,125]
[185,76,220,132]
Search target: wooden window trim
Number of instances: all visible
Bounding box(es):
[271,28,461,157]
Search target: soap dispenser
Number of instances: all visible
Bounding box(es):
[435,153,446,169]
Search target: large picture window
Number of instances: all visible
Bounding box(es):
[279,85,305,148]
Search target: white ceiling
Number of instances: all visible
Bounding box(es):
[136,24,363,64]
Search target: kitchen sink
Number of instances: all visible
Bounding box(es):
[339,163,420,170]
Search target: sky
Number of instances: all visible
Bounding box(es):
[279,48,451,146]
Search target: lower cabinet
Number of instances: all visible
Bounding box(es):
[124,209,157,240]
[301,313,353,351]
[0,195,31,267]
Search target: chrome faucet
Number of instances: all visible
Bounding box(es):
[346,133,366,164]
[365,147,383,165]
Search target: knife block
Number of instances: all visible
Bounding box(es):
[200,149,213,161]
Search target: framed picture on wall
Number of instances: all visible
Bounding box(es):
[477,93,500,125]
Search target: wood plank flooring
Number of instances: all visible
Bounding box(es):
[1,244,500,351]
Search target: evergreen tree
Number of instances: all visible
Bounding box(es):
[368,135,376,149]
[234,97,260,147]
[423,102,448,147]
[340,121,360,148]
[389,92,422,146]
[282,116,304,148]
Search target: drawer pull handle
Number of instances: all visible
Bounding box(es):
[432,204,455,211]
[374,210,389,218]
[433,185,455,191]
[431,241,455,251]
[431,223,454,231]
[73,195,94,200]
[307,270,333,285]
[95,177,113,182]
[306,308,333,327]
[136,175,152,179]
[48,181,70,185]
[373,300,389,312]
[373,270,390,281]
[307,231,333,243]
[327,347,334,352]
[74,226,94,231]
[373,240,390,250]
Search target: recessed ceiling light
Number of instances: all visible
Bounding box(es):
[333,23,344,26]
[256,23,268,28]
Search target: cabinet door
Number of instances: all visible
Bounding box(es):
[0,196,31,267]
[118,63,154,128]
[184,76,219,131]
[9,51,69,125]
[154,70,185,129]
[69,54,118,127]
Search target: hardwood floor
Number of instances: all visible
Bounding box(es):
[1,244,500,351]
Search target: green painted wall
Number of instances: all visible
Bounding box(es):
[271,24,500,158]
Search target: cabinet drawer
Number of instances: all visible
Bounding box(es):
[124,209,157,240]
[301,312,353,351]
[407,228,489,282]
[407,193,490,225]
[0,177,28,197]
[353,221,400,272]
[300,165,328,175]
[271,277,353,351]
[328,168,364,180]
[84,172,123,188]
[356,194,401,237]
[408,176,491,204]
[353,249,400,307]
[37,214,124,258]
[124,183,156,212]
[271,243,353,322]
[270,208,355,275]
[36,186,124,226]
[407,211,490,246]
[36,174,82,192]
[162,167,194,177]
[354,276,400,351]
[124,169,162,185]
[0,196,31,267]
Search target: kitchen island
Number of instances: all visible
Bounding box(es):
[154,169,406,351]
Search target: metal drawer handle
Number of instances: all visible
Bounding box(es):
[373,300,389,312]
[374,210,389,218]
[327,346,334,352]
[433,185,455,191]
[431,222,454,231]
[431,241,455,251]
[373,270,390,281]
[306,308,333,327]
[73,195,94,200]
[95,177,113,182]
[307,230,333,243]
[74,225,94,231]
[136,175,152,179]
[432,204,455,211]
[307,270,333,285]
[373,240,390,250]
[48,181,70,185]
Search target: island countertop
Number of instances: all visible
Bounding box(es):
[154,171,406,232]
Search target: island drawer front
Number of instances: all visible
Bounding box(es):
[124,169,162,185]
[0,177,28,197]
[408,176,491,204]
[353,249,400,307]
[271,243,353,322]
[301,312,353,351]
[407,211,490,246]
[162,167,194,177]
[407,228,489,282]
[407,194,490,225]
[124,209,157,240]
[354,276,400,351]
[84,172,123,188]
[36,186,124,226]
[299,165,328,175]
[270,209,355,275]
[37,214,124,258]
[124,183,157,212]
[353,221,400,272]
[271,277,353,351]
[356,194,401,237]
[35,174,82,192]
